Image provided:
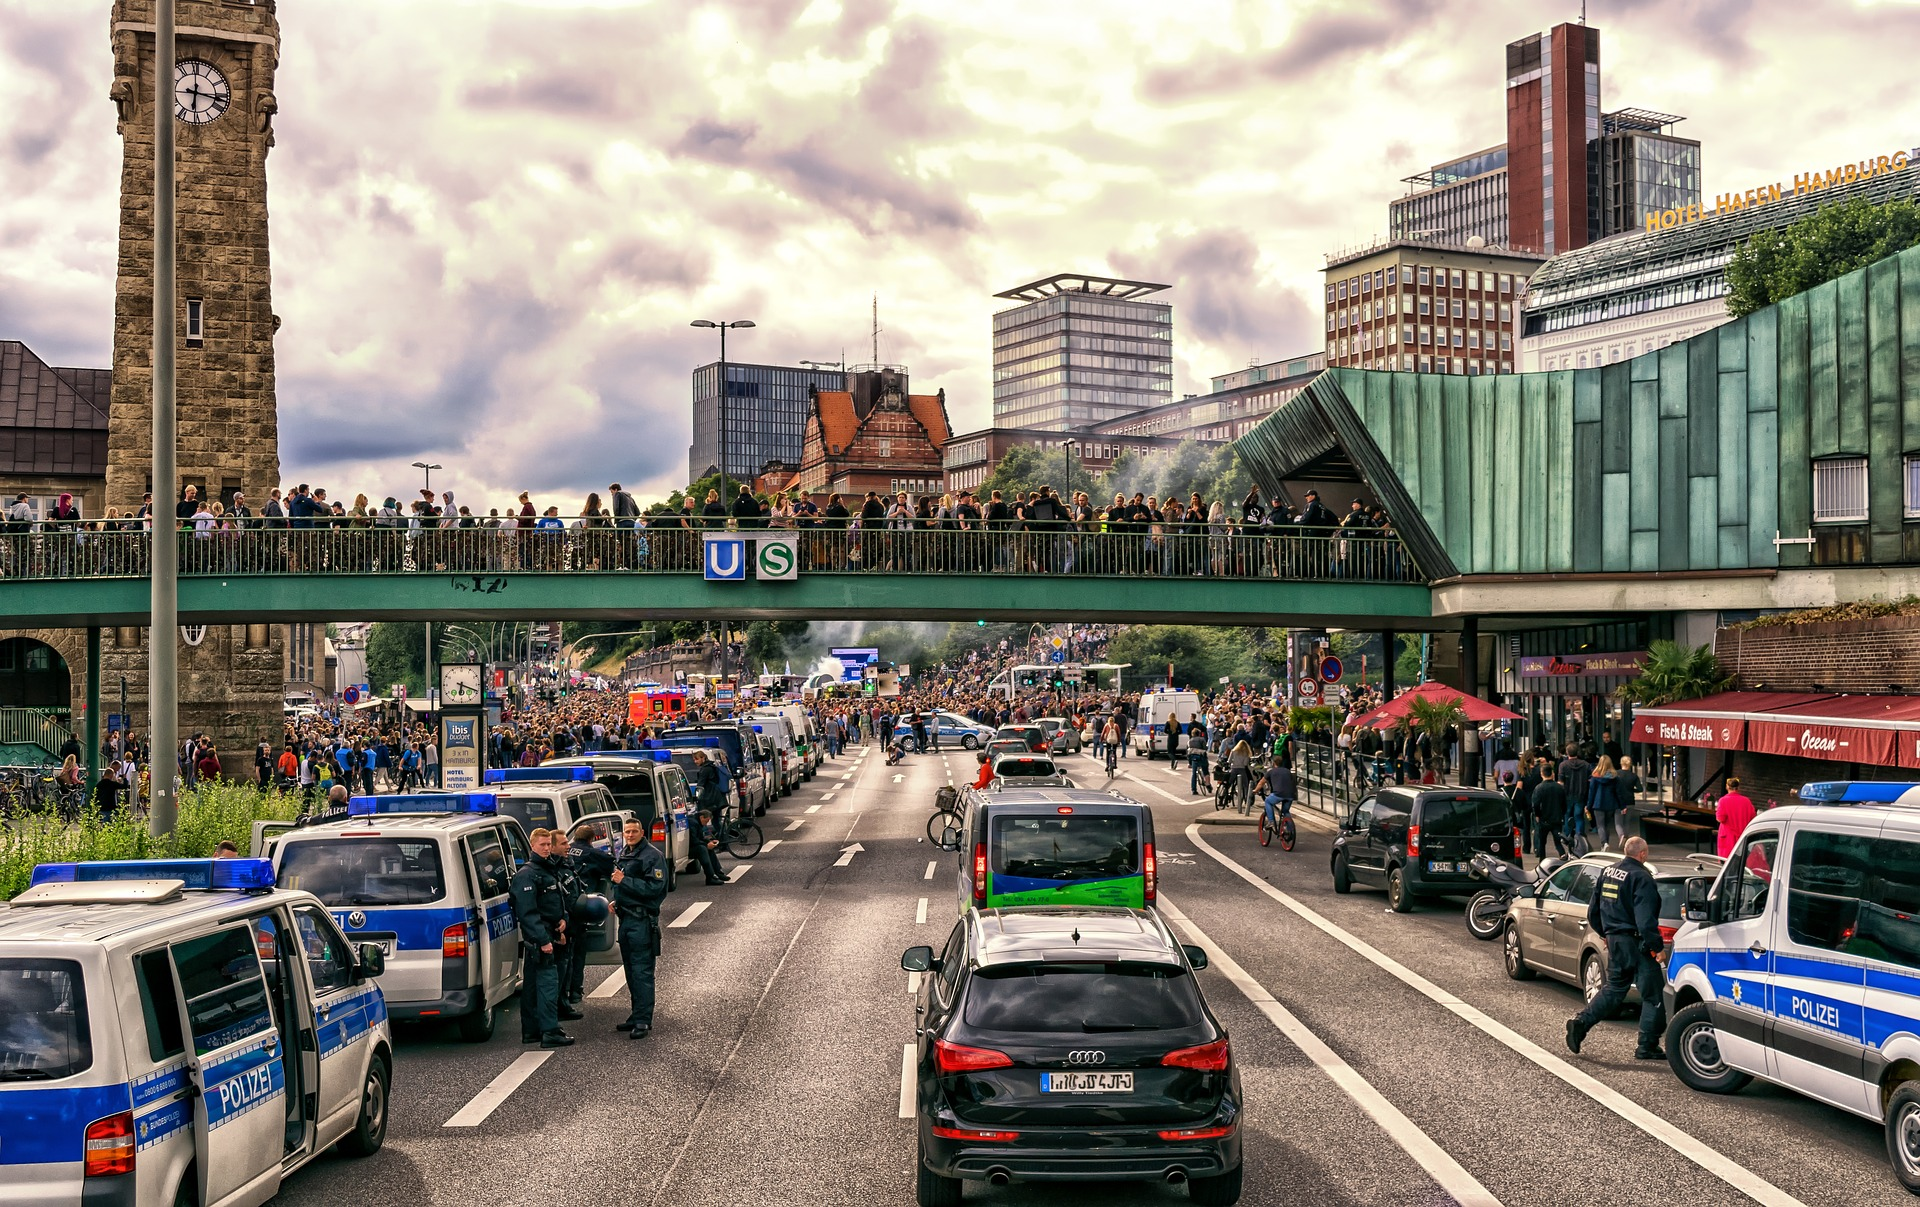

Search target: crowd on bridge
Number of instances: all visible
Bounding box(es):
[4,480,1410,582]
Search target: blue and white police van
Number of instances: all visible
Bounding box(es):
[1665,780,1920,1193]
[0,857,392,1207]
[263,793,608,1044]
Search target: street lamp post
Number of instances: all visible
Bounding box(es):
[1063,439,1076,504]
[411,461,442,494]
[149,0,179,837]
[689,320,756,500]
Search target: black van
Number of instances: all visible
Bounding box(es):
[1330,786,1522,912]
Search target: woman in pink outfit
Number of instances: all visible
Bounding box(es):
[1716,777,1756,857]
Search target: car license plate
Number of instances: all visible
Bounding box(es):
[1042,1071,1133,1093]
[1428,860,1455,873]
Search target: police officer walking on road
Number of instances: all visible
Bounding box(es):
[1565,835,1668,1061]
[611,819,669,1038]
[510,828,576,1048]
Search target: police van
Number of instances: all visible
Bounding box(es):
[1665,780,1920,1193]
[264,793,608,1044]
[542,753,697,888]
[0,857,393,1206]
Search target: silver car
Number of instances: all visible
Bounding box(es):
[1036,716,1083,753]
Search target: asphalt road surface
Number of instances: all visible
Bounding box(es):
[273,742,1905,1207]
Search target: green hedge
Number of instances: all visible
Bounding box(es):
[1,782,304,901]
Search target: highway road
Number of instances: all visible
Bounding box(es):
[272,741,1903,1207]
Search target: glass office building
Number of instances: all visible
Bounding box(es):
[1592,110,1702,239]
[1390,146,1510,247]
[689,361,847,483]
[991,274,1173,430]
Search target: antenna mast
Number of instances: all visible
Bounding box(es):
[871,294,879,364]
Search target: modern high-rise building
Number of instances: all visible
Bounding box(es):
[990,274,1173,431]
[1323,241,1547,375]
[1505,22,1601,255]
[688,361,848,484]
[1593,109,1703,239]
[1390,146,1510,247]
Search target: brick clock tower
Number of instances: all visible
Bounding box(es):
[102,0,286,755]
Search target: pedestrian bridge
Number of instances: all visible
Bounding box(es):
[0,527,1436,628]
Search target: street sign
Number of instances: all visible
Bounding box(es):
[703,534,746,581]
[1297,678,1321,701]
[1050,635,1065,649]
[342,685,360,705]
[1050,650,1065,663]
[756,535,798,581]
[106,713,128,733]
[1320,655,1343,683]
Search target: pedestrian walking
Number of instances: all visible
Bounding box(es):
[1715,777,1755,857]
[1565,836,1668,1061]
[611,819,668,1038]
[1531,763,1568,860]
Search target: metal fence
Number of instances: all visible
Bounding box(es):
[0,708,73,759]
[0,523,1425,584]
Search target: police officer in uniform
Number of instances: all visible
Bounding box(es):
[510,828,575,1048]
[1565,835,1668,1060]
[567,822,617,1008]
[611,819,669,1038]
[546,829,587,1022]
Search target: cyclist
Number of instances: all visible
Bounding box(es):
[971,750,995,790]
[1101,716,1120,774]
[1260,758,1296,832]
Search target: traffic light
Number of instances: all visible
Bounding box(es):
[1020,672,1037,688]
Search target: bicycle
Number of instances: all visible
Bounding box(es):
[713,805,763,859]
[1259,797,1296,851]
[927,786,964,850]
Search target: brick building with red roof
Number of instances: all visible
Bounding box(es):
[795,366,951,498]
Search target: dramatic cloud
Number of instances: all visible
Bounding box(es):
[2,0,1917,508]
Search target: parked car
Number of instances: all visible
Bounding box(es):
[995,724,1049,754]
[1502,852,1723,1002]
[1330,787,1523,912]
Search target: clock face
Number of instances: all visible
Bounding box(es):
[174,60,231,126]
[440,665,483,705]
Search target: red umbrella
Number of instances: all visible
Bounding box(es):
[1350,680,1521,729]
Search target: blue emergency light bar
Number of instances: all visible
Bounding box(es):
[31,857,277,892]
[658,736,722,748]
[1798,781,1920,805]
[346,793,499,817]
[485,767,595,784]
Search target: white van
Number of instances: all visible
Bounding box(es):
[744,713,804,791]
[1131,689,1202,759]
[0,858,393,1206]
[754,703,823,775]
[1665,780,1920,1193]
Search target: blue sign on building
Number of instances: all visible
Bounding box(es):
[703,535,747,581]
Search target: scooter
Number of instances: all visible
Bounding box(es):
[1464,851,1564,941]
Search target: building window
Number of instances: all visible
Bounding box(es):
[1451,299,1464,318]
[1451,330,1463,347]
[1326,285,1335,303]
[185,298,204,344]
[1386,266,1397,285]
[1419,326,1431,345]
[1501,332,1512,351]
[1418,266,1430,285]
[1468,271,1480,291]
[1468,332,1480,350]
[1905,454,1920,519]
[1337,281,1346,300]
[1451,270,1463,287]
[1500,274,1513,292]
[1813,456,1869,523]
[1468,301,1480,320]
[1499,303,1512,322]
[1418,298,1430,316]
[1325,312,1334,332]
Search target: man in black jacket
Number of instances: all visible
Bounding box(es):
[1566,836,1667,1060]
[1557,744,1593,852]
[1530,764,1568,859]
[509,829,575,1047]
[730,484,764,529]
[610,819,669,1038]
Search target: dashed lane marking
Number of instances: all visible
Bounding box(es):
[1184,825,1811,1207]
[906,970,921,996]
[727,863,752,883]
[762,839,782,853]
[668,901,710,929]
[898,1043,916,1119]
[588,968,626,1000]
[806,805,821,814]
[923,860,938,880]
[823,792,837,801]
[444,1052,553,1128]
[785,819,805,831]
[915,897,928,924]
[1159,894,1500,1207]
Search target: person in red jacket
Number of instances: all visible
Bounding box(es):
[972,751,995,791]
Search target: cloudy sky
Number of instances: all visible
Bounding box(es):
[4,0,1918,508]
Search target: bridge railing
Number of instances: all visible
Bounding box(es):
[0,522,1425,584]
[0,707,73,759]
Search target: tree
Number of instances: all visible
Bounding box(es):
[977,444,1059,503]
[365,622,425,696]
[1405,695,1466,776]
[1153,439,1217,505]
[1726,196,1920,318]
[1618,640,1729,706]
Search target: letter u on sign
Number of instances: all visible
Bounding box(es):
[703,536,746,581]
[756,538,799,581]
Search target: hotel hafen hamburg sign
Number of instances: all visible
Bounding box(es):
[1645,143,1918,232]
[703,532,799,582]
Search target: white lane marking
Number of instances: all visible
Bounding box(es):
[834,842,865,867]
[924,860,938,880]
[916,897,928,924]
[727,863,752,883]
[907,970,921,996]
[898,1043,916,1119]
[443,1052,553,1128]
[806,804,821,814]
[762,839,782,853]
[786,818,804,831]
[1185,826,1812,1207]
[668,901,711,929]
[588,968,627,1000]
[840,772,855,781]
[1158,894,1500,1207]
[823,792,837,801]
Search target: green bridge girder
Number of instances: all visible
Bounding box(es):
[0,571,1435,629]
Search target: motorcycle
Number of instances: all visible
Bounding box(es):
[1464,851,1564,941]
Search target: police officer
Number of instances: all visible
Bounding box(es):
[1565,835,1668,1060]
[568,823,616,1008]
[611,818,669,1038]
[691,808,727,885]
[509,828,575,1048]
[546,829,587,1023]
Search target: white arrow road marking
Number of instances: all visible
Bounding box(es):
[727,863,752,883]
[915,897,928,924]
[893,774,905,783]
[588,968,626,1000]
[444,1052,553,1128]
[834,843,865,867]
[667,901,710,929]
[785,818,805,831]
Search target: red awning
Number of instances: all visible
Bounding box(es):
[1746,695,1920,766]
[1628,691,1838,751]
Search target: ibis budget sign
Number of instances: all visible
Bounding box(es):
[703,533,799,582]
